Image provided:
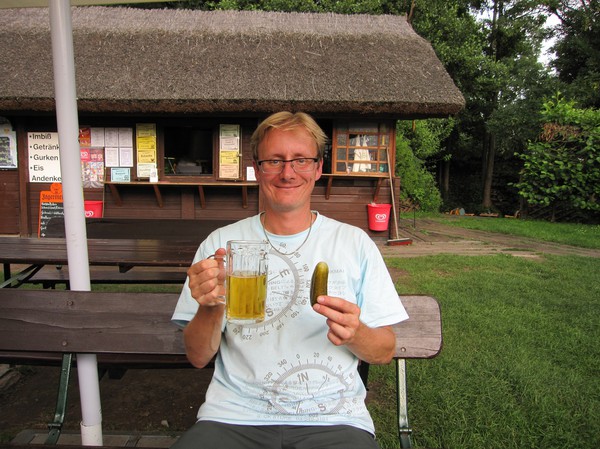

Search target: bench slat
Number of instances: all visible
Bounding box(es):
[0,290,441,360]
[0,351,193,368]
[0,290,185,355]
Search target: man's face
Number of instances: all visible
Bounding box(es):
[254,127,322,213]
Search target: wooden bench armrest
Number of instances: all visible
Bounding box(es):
[392,295,442,448]
[393,295,443,359]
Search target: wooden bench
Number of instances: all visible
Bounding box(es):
[0,289,442,449]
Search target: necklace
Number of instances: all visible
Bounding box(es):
[261,211,314,256]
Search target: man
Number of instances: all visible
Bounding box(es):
[172,112,408,449]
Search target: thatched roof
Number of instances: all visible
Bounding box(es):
[0,7,464,118]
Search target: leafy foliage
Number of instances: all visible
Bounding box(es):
[513,94,600,218]
[170,0,407,13]
[395,120,454,211]
[411,1,557,211]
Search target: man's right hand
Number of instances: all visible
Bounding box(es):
[187,247,226,307]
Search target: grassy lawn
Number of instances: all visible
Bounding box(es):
[419,212,600,249]
[369,254,600,449]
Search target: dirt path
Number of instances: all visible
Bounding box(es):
[378,218,600,259]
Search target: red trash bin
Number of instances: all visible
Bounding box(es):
[367,203,391,231]
[84,200,104,218]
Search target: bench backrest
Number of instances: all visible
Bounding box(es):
[0,290,441,360]
[0,289,184,355]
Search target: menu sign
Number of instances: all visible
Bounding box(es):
[28,132,62,183]
[38,183,64,237]
[136,123,157,179]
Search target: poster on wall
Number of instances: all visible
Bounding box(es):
[80,147,105,188]
[104,147,119,167]
[119,147,134,167]
[111,167,130,182]
[28,132,62,183]
[80,126,137,183]
[218,124,240,180]
[0,130,17,169]
[136,123,157,178]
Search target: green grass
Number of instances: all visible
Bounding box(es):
[421,213,600,249]
[369,254,600,449]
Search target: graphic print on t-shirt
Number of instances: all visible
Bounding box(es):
[259,351,364,419]
[228,249,309,338]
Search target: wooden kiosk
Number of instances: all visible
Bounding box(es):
[0,8,464,238]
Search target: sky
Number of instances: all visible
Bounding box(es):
[540,13,561,66]
[476,8,560,66]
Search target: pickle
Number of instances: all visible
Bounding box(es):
[310,261,329,306]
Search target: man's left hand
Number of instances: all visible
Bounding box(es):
[313,295,361,346]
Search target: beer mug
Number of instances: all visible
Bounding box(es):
[220,240,269,324]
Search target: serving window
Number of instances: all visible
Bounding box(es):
[163,125,214,176]
[332,122,393,176]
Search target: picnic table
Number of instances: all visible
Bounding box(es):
[1,218,235,288]
[0,236,199,288]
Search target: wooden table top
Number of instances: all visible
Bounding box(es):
[0,236,199,268]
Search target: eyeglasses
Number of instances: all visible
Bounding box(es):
[257,158,319,174]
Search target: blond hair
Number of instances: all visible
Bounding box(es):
[250,112,327,160]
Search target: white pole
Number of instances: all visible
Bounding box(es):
[49,1,103,445]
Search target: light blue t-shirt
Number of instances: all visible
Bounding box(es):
[172,213,408,434]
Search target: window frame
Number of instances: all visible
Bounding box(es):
[331,121,394,177]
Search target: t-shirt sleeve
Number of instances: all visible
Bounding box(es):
[356,236,409,328]
[171,245,204,328]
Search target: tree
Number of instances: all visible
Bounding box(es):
[542,0,600,107]
[163,0,406,14]
[513,94,600,220]
[473,1,555,210]
[408,1,489,208]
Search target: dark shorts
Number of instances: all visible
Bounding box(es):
[171,420,380,449]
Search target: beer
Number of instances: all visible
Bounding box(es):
[226,272,267,323]
[224,240,269,324]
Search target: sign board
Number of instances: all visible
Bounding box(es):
[0,129,17,169]
[218,124,241,180]
[136,123,157,179]
[38,183,64,238]
[28,132,62,183]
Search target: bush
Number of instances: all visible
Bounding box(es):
[395,120,452,212]
[513,94,600,221]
